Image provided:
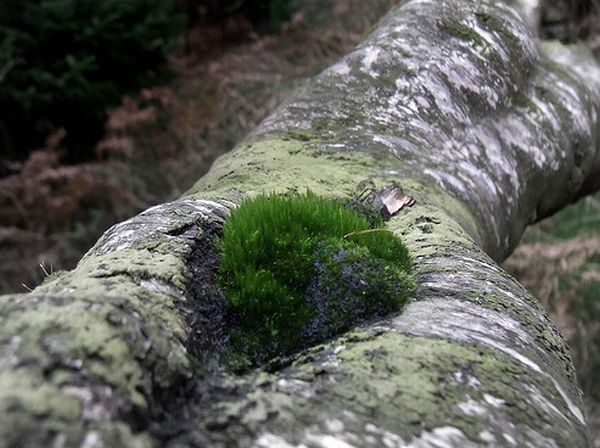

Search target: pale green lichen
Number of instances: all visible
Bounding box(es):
[329,332,578,444]
[198,330,585,447]
[185,136,382,201]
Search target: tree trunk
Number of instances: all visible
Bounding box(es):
[1,0,599,446]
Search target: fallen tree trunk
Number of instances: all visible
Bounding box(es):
[2,0,600,446]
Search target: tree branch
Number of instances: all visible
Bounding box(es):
[1,0,599,446]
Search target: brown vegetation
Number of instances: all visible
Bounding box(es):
[0,0,400,293]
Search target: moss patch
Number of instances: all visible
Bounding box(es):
[217,192,415,366]
[437,18,486,46]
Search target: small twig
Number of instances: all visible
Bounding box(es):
[39,261,53,277]
[343,228,394,239]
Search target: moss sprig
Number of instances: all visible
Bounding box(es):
[217,191,415,367]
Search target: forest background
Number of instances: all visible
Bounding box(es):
[0,0,599,443]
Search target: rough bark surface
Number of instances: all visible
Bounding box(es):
[1,0,600,446]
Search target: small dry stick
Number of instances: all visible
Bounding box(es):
[343,228,394,239]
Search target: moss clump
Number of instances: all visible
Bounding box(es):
[437,19,485,46]
[218,192,415,365]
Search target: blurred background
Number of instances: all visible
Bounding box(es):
[0,0,598,443]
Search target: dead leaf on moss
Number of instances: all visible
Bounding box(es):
[377,184,416,217]
[358,183,416,219]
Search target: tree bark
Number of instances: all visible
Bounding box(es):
[2,0,600,446]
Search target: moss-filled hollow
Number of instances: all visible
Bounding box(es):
[217,191,415,366]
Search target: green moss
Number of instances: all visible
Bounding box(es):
[437,19,485,46]
[217,192,415,365]
[284,128,320,142]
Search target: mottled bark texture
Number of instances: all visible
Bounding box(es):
[2,0,600,446]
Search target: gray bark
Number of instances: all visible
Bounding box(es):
[1,0,600,446]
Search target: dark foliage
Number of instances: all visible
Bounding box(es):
[0,0,185,162]
[200,0,302,32]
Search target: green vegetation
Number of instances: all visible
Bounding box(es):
[561,251,600,399]
[541,197,600,402]
[506,194,600,402]
[217,192,415,365]
[524,196,600,242]
[0,0,185,161]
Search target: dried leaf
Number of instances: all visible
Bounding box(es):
[366,183,416,219]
